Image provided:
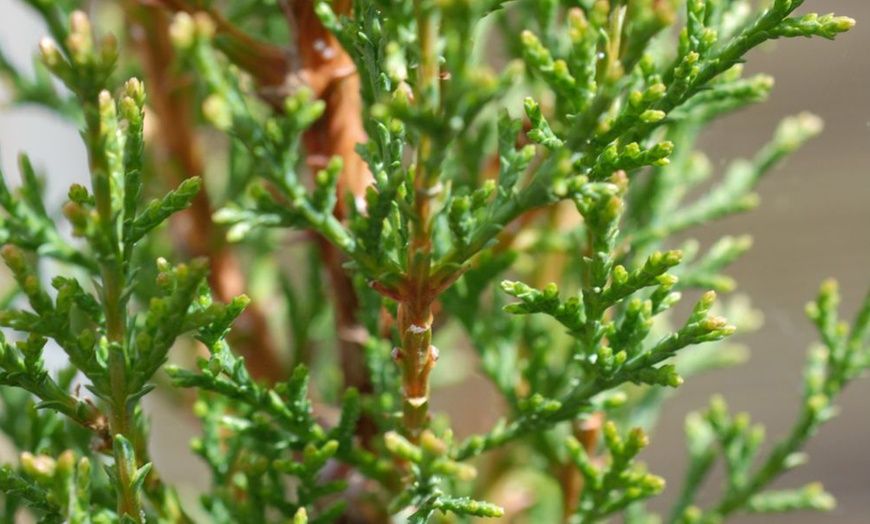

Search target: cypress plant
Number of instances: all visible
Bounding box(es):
[0,1,863,522]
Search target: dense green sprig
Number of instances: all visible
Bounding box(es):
[0,0,862,522]
[385,430,503,522]
[167,299,395,519]
[567,422,664,521]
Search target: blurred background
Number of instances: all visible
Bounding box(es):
[1,1,868,522]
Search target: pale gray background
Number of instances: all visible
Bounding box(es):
[1,1,868,522]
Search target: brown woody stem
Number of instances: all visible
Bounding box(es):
[284,0,378,446]
[128,3,285,384]
[392,0,444,444]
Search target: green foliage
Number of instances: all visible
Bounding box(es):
[166,296,394,520]
[0,0,863,523]
[385,430,503,522]
[567,423,664,521]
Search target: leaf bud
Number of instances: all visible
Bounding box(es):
[229,294,252,314]
[69,10,92,38]
[590,0,609,22]
[473,180,497,206]
[659,365,684,387]
[444,461,477,481]
[98,90,116,121]
[782,451,808,470]
[602,421,621,452]
[174,262,190,281]
[384,431,422,463]
[99,33,119,67]
[202,94,232,131]
[38,37,63,71]
[642,474,666,493]
[685,412,713,450]
[463,435,485,455]
[156,257,171,273]
[707,395,729,427]
[650,140,674,158]
[595,117,613,137]
[681,506,703,523]
[23,275,41,297]
[169,12,197,49]
[700,28,718,50]
[57,450,76,478]
[614,350,627,366]
[603,194,624,223]
[657,276,680,292]
[543,282,559,300]
[748,424,766,448]
[675,51,700,80]
[663,250,683,267]
[826,15,856,34]
[600,144,619,166]
[193,13,216,40]
[803,482,836,511]
[1,244,26,273]
[644,83,667,102]
[626,427,650,453]
[420,430,447,457]
[67,183,89,204]
[567,8,590,40]
[612,265,628,285]
[389,80,413,109]
[733,412,750,433]
[552,59,575,86]
[120,96,141,127]
[439,497,505,518]
[639,109,666,123]
[155,273,172,293]
[700,316,728,332]
[20,452,56,482]
[700,290,717,309]
[623,142,641,159]
[774,112,823,151]
[603,391,627,408]
[639,54,656,76]
[383,41,408,83]
[124,77,145,103]
[806,393,829,417]
[67,11,94,65]
[520,30,542,55]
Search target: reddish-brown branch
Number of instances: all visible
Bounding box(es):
[284,0,372,203]
[127,3,285,384]
[280,0,377,448]
[152,0,289,86]
[150,0,376,445]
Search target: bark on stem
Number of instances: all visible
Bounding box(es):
[393,0,443,443]
[283,0,377,446]
[154,0,378,444]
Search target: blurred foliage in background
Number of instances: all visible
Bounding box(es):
[0,0,865,522]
